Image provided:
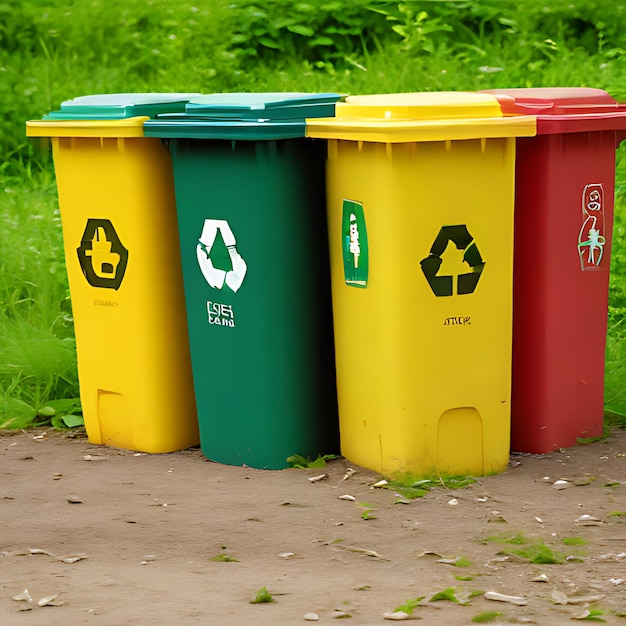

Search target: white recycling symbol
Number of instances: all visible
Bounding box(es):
[196,219,247,293]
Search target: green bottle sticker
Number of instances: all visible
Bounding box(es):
[342,199,368,288]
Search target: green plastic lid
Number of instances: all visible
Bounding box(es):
[184,92,342,119]
[43,93,200,120]
[143,92,343,140]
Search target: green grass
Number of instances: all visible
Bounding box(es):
[0,171,80,427]
[472,612,502,624]
[2,0,626,429]
[483,532,579,564]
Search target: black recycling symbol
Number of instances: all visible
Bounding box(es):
[77,219,129,290]
[420,225,485,297]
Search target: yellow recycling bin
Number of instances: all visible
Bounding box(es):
[26,96,199,453]
[306,92,536,480]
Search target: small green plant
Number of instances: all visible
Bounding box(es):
[608,511,626,517]
[578,608,607,622]
[250,586,274,604]
[358,502,377,520]
[562,537,588,546]
[472,611,502,623]
[501,542,565,564]
[393,596,425,614]
[429,587,479,605]
[455,575,475,581]
[386,474,477,499]
[210,554,239,562]
[482,532,528,545]
[286,453,337,468]
[577,425,610,444]
[484,532,567,564]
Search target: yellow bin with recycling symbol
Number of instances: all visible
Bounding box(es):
[306,92,536,480]
[26,94,200,453]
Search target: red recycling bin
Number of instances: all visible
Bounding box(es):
[482,88,626,453]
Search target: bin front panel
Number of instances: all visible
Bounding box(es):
[511,131,615,452]
[169,137,338,469]
[325,136,516,480]
[50,135,199,452]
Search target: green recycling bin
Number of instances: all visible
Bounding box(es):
[144,93,341,469]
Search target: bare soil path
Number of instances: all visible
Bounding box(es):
[1,427,625,625]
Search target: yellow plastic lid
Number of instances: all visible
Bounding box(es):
[26,116,150,138]
[306,92,537,143]
[337,92,504,120]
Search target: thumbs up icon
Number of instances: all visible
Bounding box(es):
[77,219,129,290]
[85,227,121,278]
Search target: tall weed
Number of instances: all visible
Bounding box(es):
[0,170,79,425]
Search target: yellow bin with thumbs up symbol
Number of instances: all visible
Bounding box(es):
[26,94,200,453]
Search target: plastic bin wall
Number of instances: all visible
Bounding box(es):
[306,92,537,480]
[26,117,199,453]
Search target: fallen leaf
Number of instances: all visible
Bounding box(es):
[342,469,356,481]
[418,550,443,558]
[12,589,32,603]
[551,589,604,605]
[383,611,414,620]
[484,590,527,605]
[3,548,86,563]
[595,552,626,561]
[37,594,67,607]
[335,544,390,560]
[551,590,569,605]
[553,480,571,490]
[531,574,550,583]
[573,476,596,486]
[308,474,326,483]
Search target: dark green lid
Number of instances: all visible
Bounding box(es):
[43,93,201,120]
[143,92,343,140]
[184,92,342,119]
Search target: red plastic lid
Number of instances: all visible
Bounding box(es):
[480,88,626,135]
[480,88,617,115]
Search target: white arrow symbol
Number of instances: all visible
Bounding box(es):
[196,219,247,293]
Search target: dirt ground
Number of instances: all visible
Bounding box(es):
[1,427,625,625]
